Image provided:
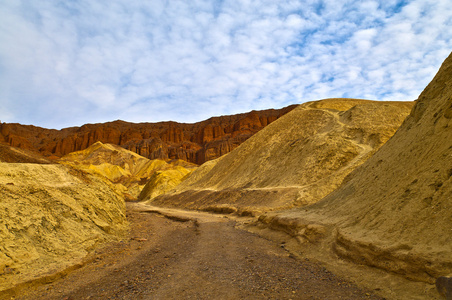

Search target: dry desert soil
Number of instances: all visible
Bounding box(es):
[5,202,384,300]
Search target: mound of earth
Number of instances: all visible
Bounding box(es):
[150,98,413,214]
[60,141,195,199]
[258,52,452,288]
[0,162,128,293]
[138,167,192,201]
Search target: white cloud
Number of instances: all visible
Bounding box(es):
[0,0,451,128]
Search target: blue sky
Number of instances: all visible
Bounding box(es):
[0,0,451,129]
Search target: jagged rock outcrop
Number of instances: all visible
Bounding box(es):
[0,105,296,165]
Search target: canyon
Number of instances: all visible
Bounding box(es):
[1,52,452,299]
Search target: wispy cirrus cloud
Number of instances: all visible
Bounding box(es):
[0,0,451,129]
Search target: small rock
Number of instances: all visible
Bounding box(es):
[436,275,452,299]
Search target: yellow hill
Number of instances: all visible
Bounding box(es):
[0,163,128,292]
[60,141,144,166]
[139,167,193,201]
[60,142,194,199]
[151,98,413,214]
[258,52,452,289]
[88,163,132,181]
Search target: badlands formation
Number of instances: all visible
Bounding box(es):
[150,98,413,214]
[59,141,195,200]
[257,52,452,286]
[0,141,192,294]
[147,52,452,298]
[0,161,128,292]
[0,52,451,299]
[0,105,295,164]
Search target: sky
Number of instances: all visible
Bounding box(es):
[0,0,451,129]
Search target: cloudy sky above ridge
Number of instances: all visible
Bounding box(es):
[0,0,451,129]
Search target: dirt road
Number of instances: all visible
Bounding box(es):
[11,203,383,300]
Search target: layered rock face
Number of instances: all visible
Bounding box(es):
[0,106,296,165]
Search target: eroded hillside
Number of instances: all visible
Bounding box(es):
[0,144,52,164]
[0,163,128,293]
[256,52,452,295]
[59,141,195,200]
[150,99,413,215]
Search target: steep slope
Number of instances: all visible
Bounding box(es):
[151,99,413,214]
[0,144,51,164]
[259,52,452,285]
[0,105,296,164]
[138,167,192,201]
[60,142,195,199]
[0,163,128,292]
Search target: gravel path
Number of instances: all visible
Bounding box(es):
[13,203,384,300]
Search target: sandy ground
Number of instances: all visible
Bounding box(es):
[7,203,384,300]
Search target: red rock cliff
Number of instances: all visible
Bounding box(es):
[0,105,297,165]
